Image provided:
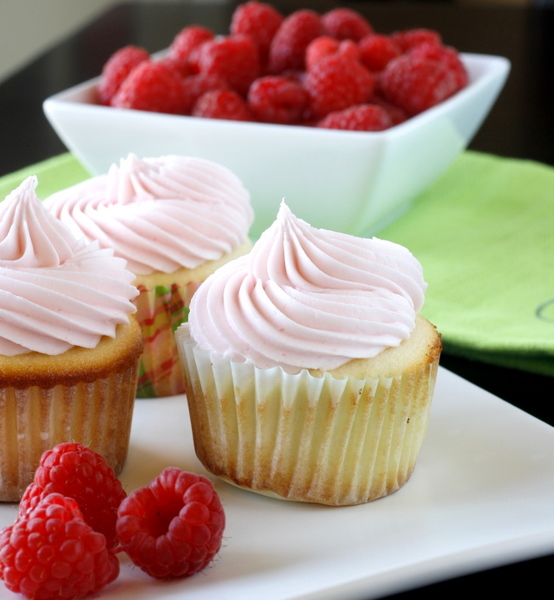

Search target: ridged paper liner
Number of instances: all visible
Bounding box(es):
[0,362,139,502]
[177,324,439,506]
[134,281,200,398]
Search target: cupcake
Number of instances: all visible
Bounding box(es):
[176,202,441,506]
[0,177,142,502]
[44,154,253,398]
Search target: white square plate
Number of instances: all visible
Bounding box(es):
[1,367,553,600]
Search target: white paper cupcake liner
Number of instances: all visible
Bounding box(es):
[176,324,439,506]
[0,362,138,502]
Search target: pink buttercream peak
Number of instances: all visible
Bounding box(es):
[189,202,427,373]
[44,155,254,275]
[107,153,159,204]
[0,176,79,267]
[0,176,138,356]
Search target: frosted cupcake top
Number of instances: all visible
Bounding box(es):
[44,154,254,275]
[0,176,138,356]
[189,202,427,373]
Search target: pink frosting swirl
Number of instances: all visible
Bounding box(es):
[189,202,427,373]
[0,176,138,356]
[44,154,253,275]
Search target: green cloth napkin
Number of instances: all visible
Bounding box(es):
[0,153,91,201]
[1,151,553,377]
[380,151,554,377]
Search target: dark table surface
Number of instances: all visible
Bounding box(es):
[1,1,552,596]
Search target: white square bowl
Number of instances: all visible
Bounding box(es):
[43,53,509,239]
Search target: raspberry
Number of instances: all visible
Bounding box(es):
[305,53,374,119]
[268,9,323,74]
[410,42,469,89]
[317,104,392,131]
[197,34,260,97]
[192,89,252,121]
[305,36,359,71]
[112,60,188,114]
[19,442,127,550]
[187,43,211,76]
[359,34,401,72]
[305,37,338,70]
[116,467,225,580]
[390,28,442,53]
[248,76,309,124]
[168,25,214,73]
[0,493,119,600]
[0,526,12,581]
[380,54,459,116]
[183,73,229,114]
[158,54,191,78]
[369,94,409,125]
[97,45,149,105]
[230,1,284,67]
[321,8,373,42]
[274,69,307,90]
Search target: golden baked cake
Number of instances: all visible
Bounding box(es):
[44,154,253,398]
[0,177,142,502]
[176,202,441,506]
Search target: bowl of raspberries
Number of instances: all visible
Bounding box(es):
[43,2,510,238]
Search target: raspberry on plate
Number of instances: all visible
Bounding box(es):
[380,54,459,115]
[317,104,393,131]
[268,9,324,74]
[321,7,374,41]
[196,34,260,97]
[0,493,119,600]
[192,89,252,121]
[230,1,284,67]
[19,442,127,550]
[305,53,374,119]
[112,60,189,114]
[248,75,309,124]
[97,45,149,105]
[116,467,226,580]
